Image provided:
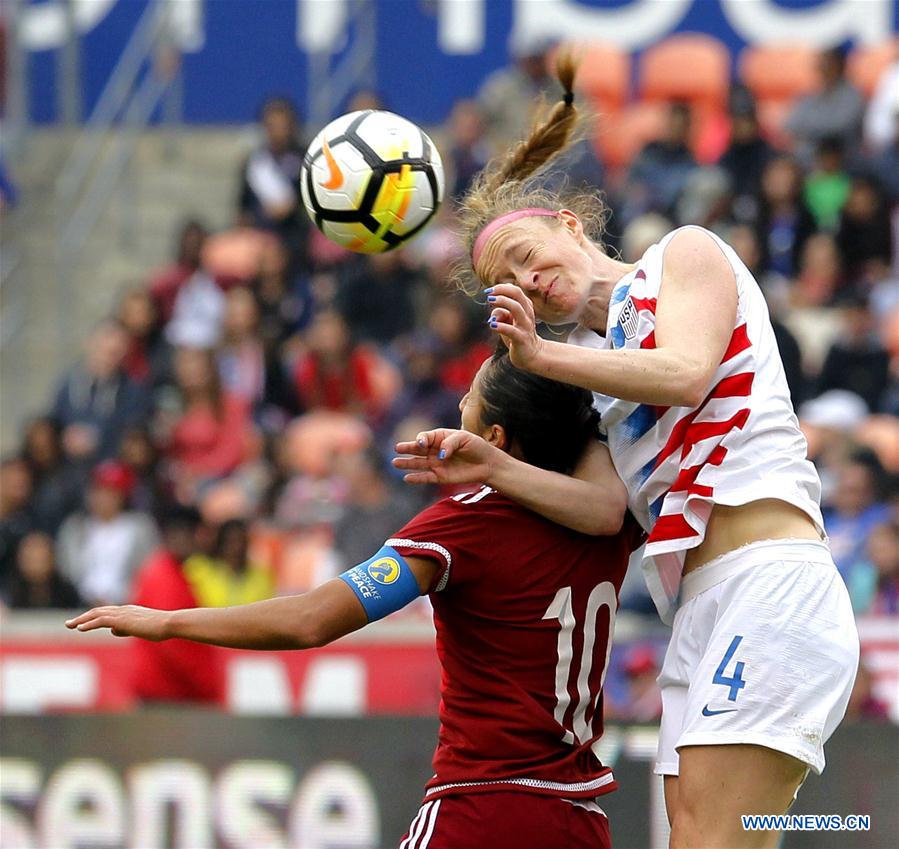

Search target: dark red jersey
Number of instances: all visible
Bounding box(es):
[388,485,642,801]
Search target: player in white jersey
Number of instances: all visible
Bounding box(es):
[395,54,859,849]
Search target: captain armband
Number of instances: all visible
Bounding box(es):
[337,545,421,622]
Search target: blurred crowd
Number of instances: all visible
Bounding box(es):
[1,40,897,721]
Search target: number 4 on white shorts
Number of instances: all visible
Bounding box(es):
[712,635,746,702]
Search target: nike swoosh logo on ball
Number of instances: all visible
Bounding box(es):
[320,138,344,189]
[701,704,738,717]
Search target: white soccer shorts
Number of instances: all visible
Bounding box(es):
[654,539,859,776]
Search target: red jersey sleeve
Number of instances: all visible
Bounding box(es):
[386,486,497,593]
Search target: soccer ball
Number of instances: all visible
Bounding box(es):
[301,110,445,254]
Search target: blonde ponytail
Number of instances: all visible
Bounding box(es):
[453,50,609,294]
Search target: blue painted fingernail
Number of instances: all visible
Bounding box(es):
[489,322,498,329]
[438,449,446,460]
[417,438,425,447]
[486,318,493,325]
[487,295,496,302]
[484,287,494,294]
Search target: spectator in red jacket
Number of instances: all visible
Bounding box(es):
[293,310,395,424]
[116,287,169,387]
[130,506,225,704]
[429,297,492,398]
[161,347,254,498]
[148,219,210,322]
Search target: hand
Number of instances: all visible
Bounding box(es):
[66,605,171,641]
[486,283,546,371]
[62,423,98,458]
[394,429,501,486]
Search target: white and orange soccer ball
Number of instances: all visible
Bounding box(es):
[300,110,445,254]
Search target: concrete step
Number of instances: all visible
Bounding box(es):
[1,126,266,451]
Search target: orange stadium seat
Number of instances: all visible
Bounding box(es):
[566,41,632,115]
[739,45,819,148]
[594,101,668,173]
[847,39,899,97]
[638,34,731,111]
[738,44,817,105]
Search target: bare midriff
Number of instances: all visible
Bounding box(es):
[683,498,823,576]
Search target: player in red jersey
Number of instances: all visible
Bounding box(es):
[67,349,638,849]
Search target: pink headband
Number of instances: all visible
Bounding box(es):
[471,208,559,268]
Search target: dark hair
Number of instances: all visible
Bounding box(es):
[215,518,249,550]
[0,453,29,471]
[728,84,756,118]
[260,96,300,123]
[847,447,888,500]
[176,347,225,419]
[160,505,203,534]
[24,415,61,439]
[820,46,847,75]
[22,416,62,461]
[816,136,845,158]
[670,101,692,121]
[176,218,208,266]
[478,349,600,474]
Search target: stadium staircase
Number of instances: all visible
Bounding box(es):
[1,0,376,452]
[0,127,254,451]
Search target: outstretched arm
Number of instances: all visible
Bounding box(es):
[491,438,627,534]
[395,431,627,536]
[66,556,436,650]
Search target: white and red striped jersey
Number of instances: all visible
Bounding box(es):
[568,226,824,624]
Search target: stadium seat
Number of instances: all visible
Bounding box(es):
[563,41,632,115]
[202,226,281,284]
[847,39,899,97]
[593,101,668,173]
[638,34,731,111]
[738,44,817,105]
